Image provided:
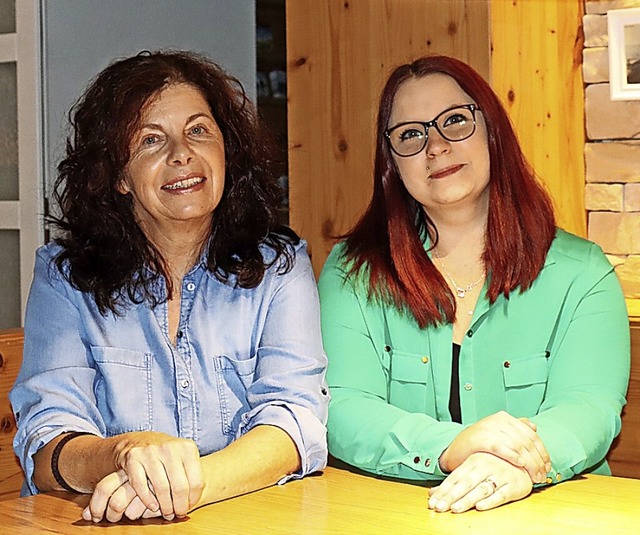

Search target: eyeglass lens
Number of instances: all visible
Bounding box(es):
[387,106,476,157]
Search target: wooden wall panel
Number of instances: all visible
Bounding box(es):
[607,320,640,479]
[0,329,23,501]
[490,0,587,237]
[287,0,490,275]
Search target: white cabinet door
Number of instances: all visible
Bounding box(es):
[0,1,43,328]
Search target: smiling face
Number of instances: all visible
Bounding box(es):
[119,83,225,242]
[388,73,490,217]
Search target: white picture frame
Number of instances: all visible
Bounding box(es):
[608,7,640,101]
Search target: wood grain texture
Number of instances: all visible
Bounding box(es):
[0,328,24,501]
[1,466,640,534]
[490,0,587,237]
[607,318,640,478]
[287,0,490,275]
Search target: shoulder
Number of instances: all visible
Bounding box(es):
[547,229,612,274]
[318,242,349,284]
[537,229,618,297]
[319,242,350,275]
[245,236,315,292]
[35,241,64,261]
[318,241,369,296]
[33,241,68,278]
[259,233,308,269]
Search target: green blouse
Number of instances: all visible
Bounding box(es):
[318,229,630,484]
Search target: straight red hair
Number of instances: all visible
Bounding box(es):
[343,55,556,328]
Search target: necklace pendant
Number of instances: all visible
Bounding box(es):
[456,287,466,298]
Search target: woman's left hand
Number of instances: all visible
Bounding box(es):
[81,470,166,523]
[428,452,533,513]
[82,470,182,523]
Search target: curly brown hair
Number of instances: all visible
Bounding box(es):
[51,50,295,314]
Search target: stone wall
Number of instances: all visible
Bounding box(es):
[584,0,640,298]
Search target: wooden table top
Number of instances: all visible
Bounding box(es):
[1,466,638,534]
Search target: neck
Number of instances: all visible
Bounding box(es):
[426,204,487,261]
[142,219,211,282]
[426,201,487,287]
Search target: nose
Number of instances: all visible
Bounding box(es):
[425,127,451,159]
[167,136,194,166]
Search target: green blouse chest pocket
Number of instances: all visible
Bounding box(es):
[382,347,437,416]
[501,351,550,417]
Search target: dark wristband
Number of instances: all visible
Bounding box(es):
[50,431,94,493]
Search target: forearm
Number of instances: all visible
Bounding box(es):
[197,425,301,507]
[33,433,118,493]
[329,389,460,480]
[533,397,623,481]
[531,265,629,481]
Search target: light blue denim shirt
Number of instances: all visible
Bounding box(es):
[11,239,329,495]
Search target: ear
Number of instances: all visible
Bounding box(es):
[117,175,131,195]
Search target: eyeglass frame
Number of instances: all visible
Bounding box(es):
[384,103,480,158]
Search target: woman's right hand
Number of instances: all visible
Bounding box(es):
[103,431,205,521]
[438,411,550,483]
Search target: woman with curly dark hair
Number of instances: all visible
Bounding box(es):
[11,50,328,523]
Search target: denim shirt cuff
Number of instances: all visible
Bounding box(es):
[238,402,328,479]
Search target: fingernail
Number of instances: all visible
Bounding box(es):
[82,508,91,521]
[164,514,175,521]
[436,499,448,511]
[428,497,437,509]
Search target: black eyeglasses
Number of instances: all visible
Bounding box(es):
[384,104,480,157]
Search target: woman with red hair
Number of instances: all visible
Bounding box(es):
[318,55,630,512]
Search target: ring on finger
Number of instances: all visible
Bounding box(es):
[484,477,498,493]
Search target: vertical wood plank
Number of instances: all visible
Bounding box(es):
[0,329,24,501]
[607,320,640,479]
[491,0,586,237]
[287,0,490,275]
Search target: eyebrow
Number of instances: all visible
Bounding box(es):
[389,103,474,126]
[185,112,214,123]
[139,112,214,131]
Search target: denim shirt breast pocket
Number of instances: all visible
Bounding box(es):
[214,354,257,436]
[91,346,152,434]
[382,348,437,416]
[501,351,550,417]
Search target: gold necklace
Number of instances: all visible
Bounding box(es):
[433,250,485,299]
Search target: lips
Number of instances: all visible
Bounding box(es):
[161,175,206,191]
[430,164,464,179]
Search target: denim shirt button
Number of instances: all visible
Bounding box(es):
[186,282,196,292]
[180,379,190,389]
